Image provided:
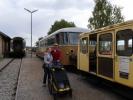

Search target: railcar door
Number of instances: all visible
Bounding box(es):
[78,36,89,72]
[115,28,133,87]
[89,34,97,73]
[97,31,114,80]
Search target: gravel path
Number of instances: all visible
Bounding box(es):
[0,58,13,70]
[0,59,21,100]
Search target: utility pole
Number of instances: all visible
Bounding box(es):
[24,8,38,58]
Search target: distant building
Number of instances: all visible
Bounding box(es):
[0,31,11,58]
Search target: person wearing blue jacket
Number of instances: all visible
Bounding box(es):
[43,47,53,86]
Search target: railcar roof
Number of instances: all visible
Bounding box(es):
[80,19,133,36]
[38,27,89,42]
[13,37,24,40]
[46,27,89,39]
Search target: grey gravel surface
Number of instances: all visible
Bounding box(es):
[0,59,21,100]
[0,58,12,70]
[15,56,125,100]
[66,73,125,100]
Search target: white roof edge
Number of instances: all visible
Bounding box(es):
[46,27,89,39]
[39,27,89,42]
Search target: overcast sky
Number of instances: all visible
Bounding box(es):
[0,0,133,46]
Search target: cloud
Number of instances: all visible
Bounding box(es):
[0,0,94,46]
[4,0,133,47]
[109,0,133,20]
[16,0,93,10]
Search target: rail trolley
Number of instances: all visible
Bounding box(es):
[36,27,89,69]
[78,20,133,88]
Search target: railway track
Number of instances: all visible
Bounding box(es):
[0,59,14,72]
[0,58,22,100]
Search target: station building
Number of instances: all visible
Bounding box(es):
[0,31,11,58]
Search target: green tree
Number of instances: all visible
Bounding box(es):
[88,0,124,30]
[38,37,43,40]
[35,41,39,47]
[48,19,76,35]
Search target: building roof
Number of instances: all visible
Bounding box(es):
[0,31,11,40]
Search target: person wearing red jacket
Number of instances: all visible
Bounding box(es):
[51,43,61,66]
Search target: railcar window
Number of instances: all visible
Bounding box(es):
[47,36,55,46]
[80,37,88,54]
[89,41,96,46]
[40,40,44,47]
[45,39,48,46]
[55,33,68,45]
[59,33,65,45]
[99,33,112,55]
[117,40,125,50]
[64,32,68,45]
[69,32,80,45]
[128,39,132,48]
[56,34,60,44]
[116,29,133,56]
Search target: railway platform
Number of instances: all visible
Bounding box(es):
[14,55,124,100]
[0,55,126,100]
[15,55,52,100]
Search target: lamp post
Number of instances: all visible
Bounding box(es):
[24,8,38,58]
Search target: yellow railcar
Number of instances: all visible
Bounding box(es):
[78,20,133,88]
[36,27,89,69]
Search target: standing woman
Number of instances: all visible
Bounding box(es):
[43,47,53,86]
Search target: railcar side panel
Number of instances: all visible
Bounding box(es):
[115,25,133,88]
[78,36,89,72]
[59,45,78,66]
[78,20,133,88]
